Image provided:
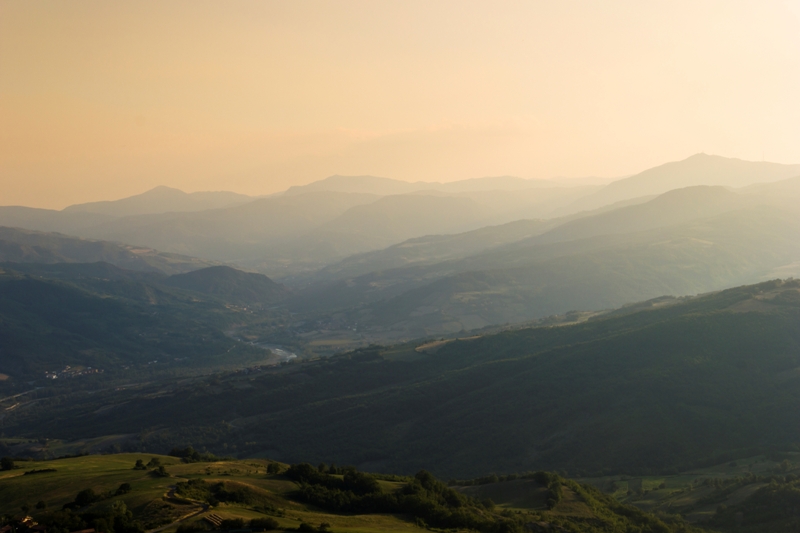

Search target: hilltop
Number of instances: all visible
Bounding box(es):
[560,153,800,213]
[165,266,288,305]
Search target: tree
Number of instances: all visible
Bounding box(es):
[133,459,146,470]
[146,457,161,468]
[75,488,99,507]
[0,457,14,471]
[266,462,281,474]
[35,501,47,510]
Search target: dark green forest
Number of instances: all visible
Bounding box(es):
[6,279,800,480]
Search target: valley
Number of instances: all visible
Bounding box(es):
[3,154,800,533]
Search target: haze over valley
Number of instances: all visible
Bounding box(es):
[4,3,800,532]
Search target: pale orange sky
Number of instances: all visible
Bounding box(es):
[2,0,800,209]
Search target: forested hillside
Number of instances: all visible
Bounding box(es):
[6,279,800,481]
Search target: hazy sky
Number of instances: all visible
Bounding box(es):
[2,1,800,208]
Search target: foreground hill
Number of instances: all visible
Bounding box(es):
[0,453,702,533]
[8,279,800,481]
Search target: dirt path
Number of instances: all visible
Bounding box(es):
[145,487,208,533]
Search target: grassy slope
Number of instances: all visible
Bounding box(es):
[0,454,701,533]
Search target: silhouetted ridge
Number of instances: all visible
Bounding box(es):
[63,186,254,216]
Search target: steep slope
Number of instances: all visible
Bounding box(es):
[0,227,217,274]
[560,153,800,213]
[164,265,288,304]
[11,280,800,481]
[531,185,743,244]
[63,185,255,216]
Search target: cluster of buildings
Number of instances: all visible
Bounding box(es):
[43,366,104,380]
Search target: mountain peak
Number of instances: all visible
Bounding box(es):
[62,186,254,217]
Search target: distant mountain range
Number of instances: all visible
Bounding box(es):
[289,180,800,338]
[283,174,561,196]
[1,154,797,279]
[557,153,800,214]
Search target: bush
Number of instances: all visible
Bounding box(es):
[0,457,14,471]
[249,518,279,531]
[297,523,316,533]
[168,446,224,463]
[219,518,246,530]
[74,489,100,508]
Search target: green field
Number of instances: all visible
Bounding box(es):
[0,454,424,533]
[0,454,705,533]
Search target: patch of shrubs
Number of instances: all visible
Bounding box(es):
[42,495,143,533]
[169,446,231,463]
[151,465,170,478]
[24,468,58,475]
[286,464,521,533]
[175,478,264,507]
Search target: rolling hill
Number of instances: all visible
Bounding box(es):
[285,202,800,337]
[164,266,288,305]
[0,262,287,379]
[0,227,217,275]
[0,454,700,533]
